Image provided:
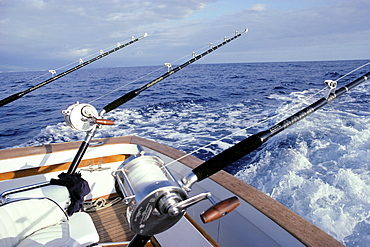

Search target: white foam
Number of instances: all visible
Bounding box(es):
[235,103,370,244]
[18,88,370,245]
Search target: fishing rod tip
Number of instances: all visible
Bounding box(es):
[144,33,148,37]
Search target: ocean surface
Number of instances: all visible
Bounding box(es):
[0,60,369,246]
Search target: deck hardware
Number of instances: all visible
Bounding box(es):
[81,164,111,173]
[89,141,105,146]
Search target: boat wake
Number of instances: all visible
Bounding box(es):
[235,103,370,245]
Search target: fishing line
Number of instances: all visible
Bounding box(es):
[164,88,326,168]
[1,36,144,97]
[336,60,370,82]
[90,49,201,103]
[89,66,167,104]
[89,32,240,105]
[89,52,196,104]
[89,51,198,104]
[164,62,370,168]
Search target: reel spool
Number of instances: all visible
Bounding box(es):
[113,152,187,236]
[62,102,99,131]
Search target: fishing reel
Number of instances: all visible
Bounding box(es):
[112,150,240,236]
[62,102,114,131]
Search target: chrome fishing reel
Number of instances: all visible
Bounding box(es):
[62,102,99,131]
[62,102,114,131]
[113,152,188,235]
[112,149,240,236]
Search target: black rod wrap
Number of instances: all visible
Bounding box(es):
[103,30,248,113]
[127,234,152,247]
[0,34,147,107]
[193,71,370,181]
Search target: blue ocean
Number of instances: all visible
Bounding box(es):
[0,60,369,246]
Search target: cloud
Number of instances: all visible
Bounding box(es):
[0,0,369,72]
[25,0,46,9]
[60,48,92,59]
[249,4,266,11]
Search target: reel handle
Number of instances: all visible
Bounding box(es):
[200,196,240,224]
[95,119,115,125]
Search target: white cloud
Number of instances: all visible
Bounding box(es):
[0,0,369,71]
[0,18,9,24]
[25,0,46,9]
[249,4,266,11]
[65,48,92,58]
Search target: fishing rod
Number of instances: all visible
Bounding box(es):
[63,29,249,177]
[182,71,370,187]
[0,33,148,107]
[101,29,249,114]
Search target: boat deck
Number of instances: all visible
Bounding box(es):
[87,197,158,246]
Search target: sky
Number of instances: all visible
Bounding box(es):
[0,0,369,72]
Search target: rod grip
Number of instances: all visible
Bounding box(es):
[200,196,240,223]
[0,93,22,107]
[103,90,138,113]
[192,134,263,181]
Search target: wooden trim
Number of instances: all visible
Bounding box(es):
[184,214,220,247]
[0,136,133,160]
[0,154,128,181]
[129,136,344,247]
